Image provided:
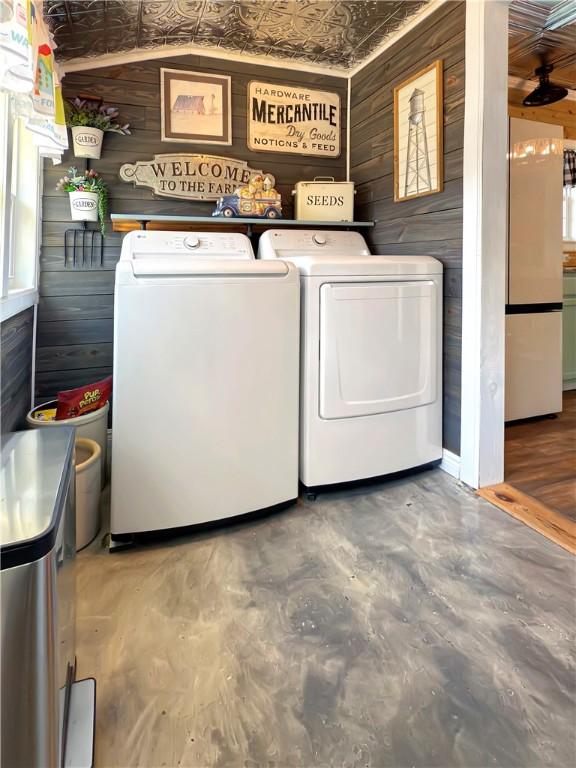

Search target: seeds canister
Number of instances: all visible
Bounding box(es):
[292,177,355,222]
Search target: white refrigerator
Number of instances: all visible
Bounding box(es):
[506,117,564,421]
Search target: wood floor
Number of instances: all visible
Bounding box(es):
[478,483,575,554]
[479,391,576,554]
[505,391,576,519]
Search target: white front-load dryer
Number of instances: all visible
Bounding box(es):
[258,229,443,488]
[111,231,300,544]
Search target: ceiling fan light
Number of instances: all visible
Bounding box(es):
[523,64,569,107]
[523,82,569,106]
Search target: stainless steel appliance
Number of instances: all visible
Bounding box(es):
[1,428,77,767]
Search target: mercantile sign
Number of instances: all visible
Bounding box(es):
[248,81,341,158]
[119,154,268,201]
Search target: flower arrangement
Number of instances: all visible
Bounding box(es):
[65,97,130,159]
[56,168,108,235]
[65,97,131,135]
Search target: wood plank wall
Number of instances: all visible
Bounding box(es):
[1,308,33,433]
[37,56,347,402]
[350,1,465,455]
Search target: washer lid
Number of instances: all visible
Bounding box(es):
[285,255,443,276]
[118,230,291,277]
[1,428,75,569]
[131,259,289,277]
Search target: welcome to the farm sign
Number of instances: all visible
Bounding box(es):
[119,154,268,201]
[248,81,341,158]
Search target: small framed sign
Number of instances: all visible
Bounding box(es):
[393,60,443,202]
[248,81,340,158]
[160,68,232,145]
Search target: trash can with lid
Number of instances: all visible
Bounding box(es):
[1,428,76,768]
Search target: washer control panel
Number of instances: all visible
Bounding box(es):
[123,231,255,260]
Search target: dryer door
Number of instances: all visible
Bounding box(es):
[319,280,437,419]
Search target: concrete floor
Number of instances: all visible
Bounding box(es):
[78,469,576,768]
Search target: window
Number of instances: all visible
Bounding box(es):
[0,94,42,321]
[563,185,576,242]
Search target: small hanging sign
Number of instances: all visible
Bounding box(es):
[248,81,341,158]
[119,153,268,201]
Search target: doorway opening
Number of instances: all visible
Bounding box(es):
[479,1,576,554]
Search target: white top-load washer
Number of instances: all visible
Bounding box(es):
[111,231,300,544]
[258,230,443,488]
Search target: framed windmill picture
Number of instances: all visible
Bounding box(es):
[393,60,443,202]
[160,68,232,145]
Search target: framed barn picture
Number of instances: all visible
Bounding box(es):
[160,68,232,145]
[393,60,443,202]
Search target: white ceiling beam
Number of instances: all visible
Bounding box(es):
[58,43,349,79]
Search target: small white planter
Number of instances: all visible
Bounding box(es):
[71,126,104,159]
[69,190,99,222]
[75,437,102,551]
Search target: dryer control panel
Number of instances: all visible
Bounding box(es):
[258,230,370,260]
[120,231,255,261]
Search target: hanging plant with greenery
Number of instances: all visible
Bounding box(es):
[65,97,131,134]
[56,168,109,236]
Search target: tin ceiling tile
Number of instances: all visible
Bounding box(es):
[174,0,208,12]
[240,44,273,57]
[509,0,576,87]
[256,8,312,38]
[275,0,333,22]
[45,0,571,86]
[235,3,270,27]
[44,0,430,69]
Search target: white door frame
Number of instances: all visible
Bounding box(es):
[459,0,509,489]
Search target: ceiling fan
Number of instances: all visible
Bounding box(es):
[523,63,569,106]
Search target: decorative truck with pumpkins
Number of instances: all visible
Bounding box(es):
[213,173,282,218]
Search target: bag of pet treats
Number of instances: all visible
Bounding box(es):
[55,375,113,420]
